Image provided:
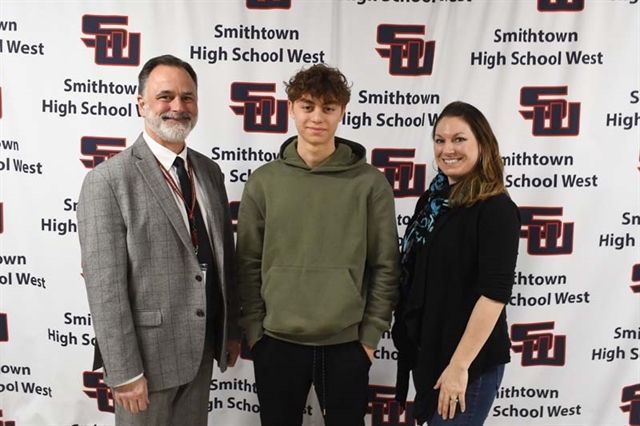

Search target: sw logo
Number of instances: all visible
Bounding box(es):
[520,86,581,136]
[83,371,115,413]
[368,385,416,425]
[0,409,17,426]
[229,201,240,233]
[81,15,141,66]
[80,136,127,169]
[246,0,292,9]
[229,82,288,133]
[372,148,426,198]
[519,206,574,255]
[376,24,436,76]
[632,264,640,294]
[0,313,8,342]
[538,0,584,12]
[620,383,640,426]
[511,322,567,367]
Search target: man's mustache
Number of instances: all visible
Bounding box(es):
[161,112,192,121]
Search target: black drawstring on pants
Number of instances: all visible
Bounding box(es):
[312,346,327,416]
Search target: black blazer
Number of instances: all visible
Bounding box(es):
[393,192,520,424]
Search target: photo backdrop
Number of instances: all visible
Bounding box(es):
[1,1,639,425]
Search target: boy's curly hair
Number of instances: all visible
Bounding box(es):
[284,64,351,105]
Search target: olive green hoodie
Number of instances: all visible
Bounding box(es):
[236,136,400,349]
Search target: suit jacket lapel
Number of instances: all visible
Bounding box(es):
[131,135,194,253]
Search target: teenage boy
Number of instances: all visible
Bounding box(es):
[236,64,400,426]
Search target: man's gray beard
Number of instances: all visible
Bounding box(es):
[144,106,197,143]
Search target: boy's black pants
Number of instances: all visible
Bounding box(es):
[252,335,372,426]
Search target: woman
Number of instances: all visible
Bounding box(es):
[393,101,520,425]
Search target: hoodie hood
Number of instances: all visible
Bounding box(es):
[278,136,367,173]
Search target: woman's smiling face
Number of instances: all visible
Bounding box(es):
[433,116,481,185]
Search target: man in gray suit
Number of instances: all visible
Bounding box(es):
[78,54,239,425]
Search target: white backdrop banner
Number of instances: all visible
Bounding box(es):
[0,1,639,425]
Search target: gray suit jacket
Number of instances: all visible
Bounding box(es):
[78,135,239,391]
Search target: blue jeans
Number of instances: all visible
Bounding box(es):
[428,364,505,426]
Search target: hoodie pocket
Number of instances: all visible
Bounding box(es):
[262,266,365,337]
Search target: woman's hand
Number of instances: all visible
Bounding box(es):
[434,363,468,420]
[434,296,506,420]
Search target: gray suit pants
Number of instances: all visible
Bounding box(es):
[115,346,215,426]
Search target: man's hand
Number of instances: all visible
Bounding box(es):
[362,344,375,363]
[114,376,149,414]
[227,340,240,367]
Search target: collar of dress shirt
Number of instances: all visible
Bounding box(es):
[142,131,188,171]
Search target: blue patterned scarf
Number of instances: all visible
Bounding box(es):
[400,172,450,267]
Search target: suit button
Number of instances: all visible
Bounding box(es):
[196,275,202,282]
[196,309,205,317]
